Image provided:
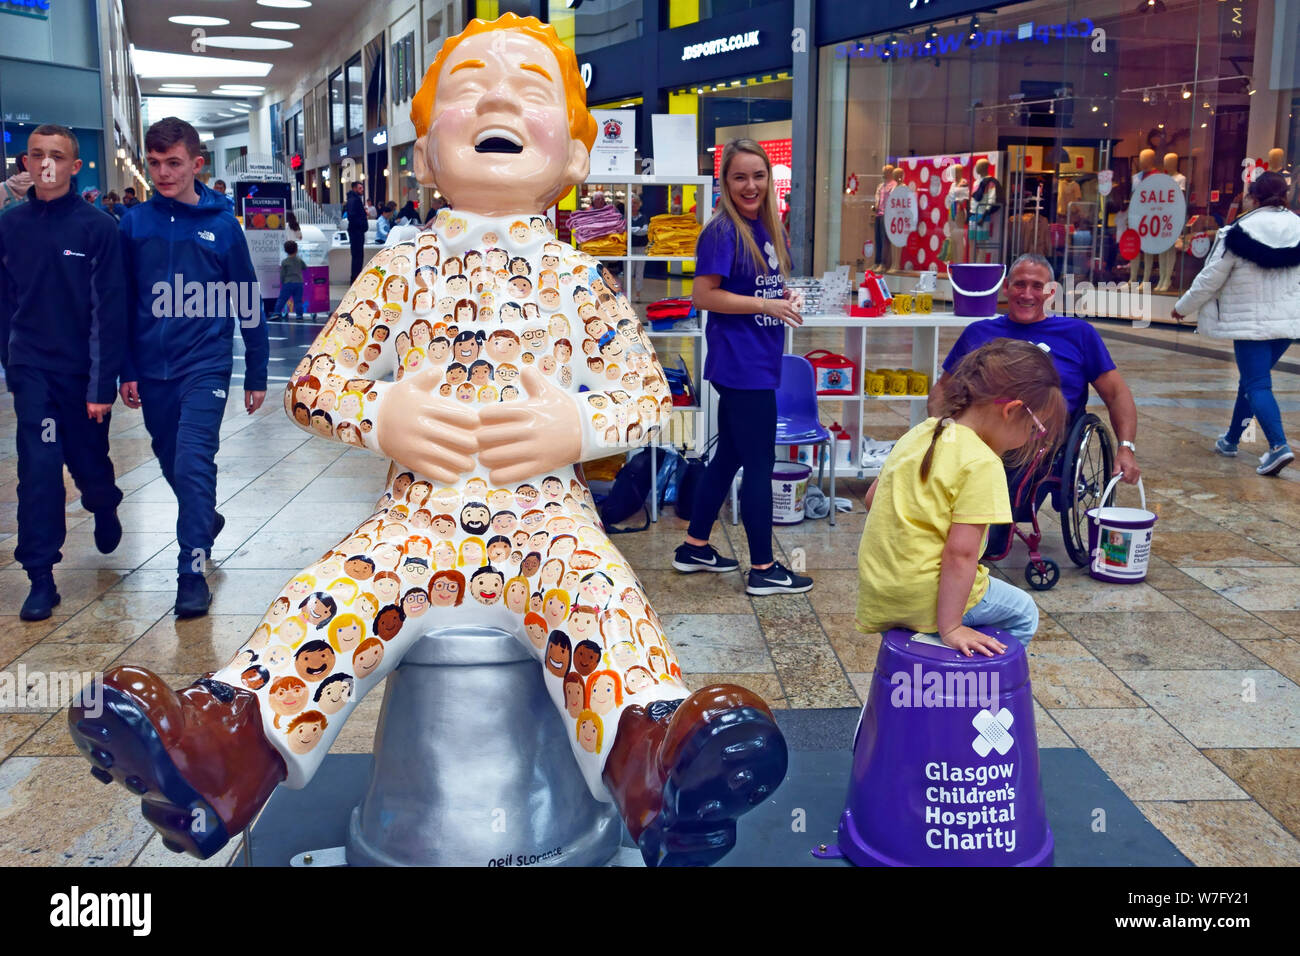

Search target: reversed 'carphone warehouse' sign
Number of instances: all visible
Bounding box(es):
[681,29,761,61]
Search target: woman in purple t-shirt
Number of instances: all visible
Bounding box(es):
[672,139,813,595]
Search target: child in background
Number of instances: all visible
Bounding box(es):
[275,239,306,319]
[858,340,1067,656]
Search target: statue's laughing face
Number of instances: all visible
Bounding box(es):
[414,28,589,215]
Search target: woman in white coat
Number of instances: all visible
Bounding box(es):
[1173,172,1300,475]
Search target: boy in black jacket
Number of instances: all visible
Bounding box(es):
[0,124,126,620]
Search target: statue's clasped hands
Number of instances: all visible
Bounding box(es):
[376,364,583,485]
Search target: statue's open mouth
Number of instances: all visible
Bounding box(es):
[474,129,523,154]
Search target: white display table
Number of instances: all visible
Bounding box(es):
[786,311,985,476]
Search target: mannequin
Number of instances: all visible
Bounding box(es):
[1154,151,1186,292]
[874,163,896,268]
[1268,147,1298,211]
[945,165,969,264]
[969,157,1003,250]
[890,166,906,271]
[1127,148,1157,287]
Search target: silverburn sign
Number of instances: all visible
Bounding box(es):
[1,0,50,17]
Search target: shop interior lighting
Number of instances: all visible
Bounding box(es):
[1181,86,1191,99]
[855,41,865,54]
[967,16,981,43]
[1138,0,1167,11]
[923,25,939,51]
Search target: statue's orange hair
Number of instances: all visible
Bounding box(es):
[411,13,596,152]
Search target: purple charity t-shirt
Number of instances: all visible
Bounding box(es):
[942,314,1117,420]
[695,214,787,390]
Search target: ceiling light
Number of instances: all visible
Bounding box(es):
[1201,122,1207,128]
[1248,87,1257,95]
[1203,101,1211,108]
[230,105,251,112]
[967,16,981,43]
[250,21,300,30]
[257,0,312,7]
[1181,86,1191,99]
[218,84,266,92]
[1091,103,1099,112]
[923,25,939,51]
[132,48,272,78]
[199,131,214,142]
[159,83,197,91]
[217,112,238,117]
[198,37,293,51]
[855,41,865,54]
[1157,122,1165,128]
[168,16,229,27]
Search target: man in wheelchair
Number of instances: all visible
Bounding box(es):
[928,255,1141,567]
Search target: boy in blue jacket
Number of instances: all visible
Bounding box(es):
[119,117,269,617]
[0,124,126,620]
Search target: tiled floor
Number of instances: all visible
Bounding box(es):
[0,312,1298,866]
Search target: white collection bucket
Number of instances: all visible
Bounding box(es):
[1086,476,1157,584]
[771,461,812,524]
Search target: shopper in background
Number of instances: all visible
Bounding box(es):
[273,239,306,320]
[628,191,648,295]
[1172,170,1300,476]
[375,201,396,243]
[118,116,269,617]
[344,180,368,281]
[0,123,126,620]
[396,199,420,225]
[121,186,139,208]
[212,178,236,212]
[1,153,33,213]
[285,209,303,241]
[674,138,813,596]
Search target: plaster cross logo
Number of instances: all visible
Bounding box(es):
[602,119,622,141]
[63,249,86,257]
[198,230,216,242]
[971,707,1015,757]
[764,241,779,270]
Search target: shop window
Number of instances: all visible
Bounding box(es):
[346,53,365,139]
[329,69,345,145]
[815,0,1278,301]
[661,0,764,29]
[366,34,388,131]
[392,31,417,106]
[549,0,643,55]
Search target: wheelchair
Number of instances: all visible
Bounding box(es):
[983,412,1115,591]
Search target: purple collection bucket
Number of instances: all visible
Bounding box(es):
[948,263,1006,317]
[1087,476,1156,584]
[818,627,1053,867]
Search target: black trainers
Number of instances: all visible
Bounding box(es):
[746,561,813,596]
[93,508,122,555]
[20,572,60,621]
[673,542,740,573]
[212,512,226,541]
[175,574,212,619]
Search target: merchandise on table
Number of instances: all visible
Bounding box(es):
[804,349,857,394]
[568,202,627,246]
[578,234,627,256]
[646,214,700,256]
[645,297,696,331]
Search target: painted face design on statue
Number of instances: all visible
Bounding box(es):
[270,678,308,718]
[374,606,406,641]
[589,673,618,716]
[353,639,385,678]
[294,642,336,683]
[572,638,602,677]
[459,502,491,536]
[544,631,571,678]
[469,568,505,605]
[315,676,354,715]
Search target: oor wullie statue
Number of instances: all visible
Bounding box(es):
[69,13,788,867]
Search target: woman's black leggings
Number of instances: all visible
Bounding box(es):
[687,384,777,565]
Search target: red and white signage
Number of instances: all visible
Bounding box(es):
[715,137,792,214]
[1128,172,1186,254]
[1188,232,1212,258]
[884,184,918,247]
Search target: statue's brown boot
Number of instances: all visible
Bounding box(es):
[68,665,286,859]
[602,684,788,866]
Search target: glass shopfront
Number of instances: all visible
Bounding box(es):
[816,0,1299,299]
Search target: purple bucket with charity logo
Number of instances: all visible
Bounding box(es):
[816,627,1053,866]
[948,263,1006,317]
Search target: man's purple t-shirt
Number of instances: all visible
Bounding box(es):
[695,214,786,390]
[943,314,1117,419]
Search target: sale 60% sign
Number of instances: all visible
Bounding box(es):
[1127,173,1187,255]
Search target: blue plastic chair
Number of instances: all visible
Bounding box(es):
[731,354,837,527]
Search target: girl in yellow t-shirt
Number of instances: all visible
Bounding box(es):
[858,340,1067,657]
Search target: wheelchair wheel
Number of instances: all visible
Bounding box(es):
[1025,557,1060,591]
[1060,413,1114,567]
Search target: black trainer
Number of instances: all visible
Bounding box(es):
[20,572,60,621]
[93,508,122,555]
[746,561,813,596]
[212,512,226,541]
[673,542,740,573]
[175,574,212,619]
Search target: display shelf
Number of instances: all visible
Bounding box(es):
[581,174,716,519]
[787,310,980,479]
[817,394,865,403]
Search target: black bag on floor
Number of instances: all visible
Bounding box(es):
[597,450,653,533]
[674,436,717,522]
